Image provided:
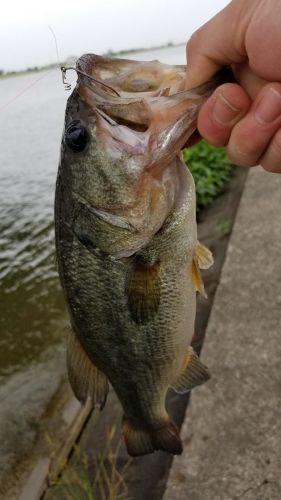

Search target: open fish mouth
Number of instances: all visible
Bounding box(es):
[73,53,233,98]
[75,53,186,98]
[62,54,232,172]
[73,53,189,148]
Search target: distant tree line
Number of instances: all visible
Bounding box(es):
[105,41,177,57]
[0,63,59,78]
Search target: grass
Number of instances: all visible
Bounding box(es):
[182,140,233,211]
[215,219,232,239]
[46,426,131,500]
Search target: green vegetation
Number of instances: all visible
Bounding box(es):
[47,426,131,500]
[216,219,232,238]
[182,140,233,211]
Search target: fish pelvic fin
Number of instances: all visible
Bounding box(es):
[67,329,109,410]
[171,346,210,394]
[191,241,213,298]
[125,257,161,324]
[191,255,207,298]
[122,418,182,457]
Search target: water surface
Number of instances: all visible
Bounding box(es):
[0,70,70,379]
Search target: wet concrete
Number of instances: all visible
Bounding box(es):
[0,345,66,498]
[164,167,281,499]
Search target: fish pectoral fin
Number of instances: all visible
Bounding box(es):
[196,241,214,269]
[67,329,109,410]
[191,241,214,299]
[192,242,213,297]
[191,255,207,298]
[125,257,161,324]
[171,346,210,394]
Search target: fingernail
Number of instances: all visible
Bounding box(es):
[255,87,281,124]
[213,93,241,124]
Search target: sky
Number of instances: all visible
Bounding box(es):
[0,0,230,72]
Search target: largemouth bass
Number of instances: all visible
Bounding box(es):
[55,54,225,456]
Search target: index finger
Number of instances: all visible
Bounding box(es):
[185,0,255,89]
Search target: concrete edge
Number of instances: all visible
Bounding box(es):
[19,398,91,500]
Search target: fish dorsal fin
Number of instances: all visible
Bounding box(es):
[125,257,161,324]
[67,329,109,409]
[191,241,213,297]
[171,346,210,394]
[196,241,214,269]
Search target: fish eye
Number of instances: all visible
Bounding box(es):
[65,122,89,152]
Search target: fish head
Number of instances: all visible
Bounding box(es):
[61,57,152,214]
[61,54,231,226]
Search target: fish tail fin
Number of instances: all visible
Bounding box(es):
[151,420,183,455]
[123,418,154,456]
[122,418,182,457]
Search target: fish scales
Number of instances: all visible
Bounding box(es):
[55,54,229,456]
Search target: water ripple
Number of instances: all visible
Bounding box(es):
[0,70,68,378]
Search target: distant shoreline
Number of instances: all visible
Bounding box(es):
[105,41,184,57]
[0,41,185,79]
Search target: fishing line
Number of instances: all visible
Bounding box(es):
[0,26,119,111]
[49,26,120,97]
[0,71,51,112]
[0,26,61,112]
[48,25,61,66]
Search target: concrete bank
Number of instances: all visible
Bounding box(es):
[164,167,281,500]
[0,346,66,499]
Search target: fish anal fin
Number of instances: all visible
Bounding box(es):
[67,329,108,410]
[123,417,182,457]
[191,256,207,298]
[126,258,161,324]
[196,241,214,269]
[171,346,210,394]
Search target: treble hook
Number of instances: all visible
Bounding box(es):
[60,66,120,96]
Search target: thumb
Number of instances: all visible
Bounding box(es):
[185,0,252,89]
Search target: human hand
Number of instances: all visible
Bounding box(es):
[186,0,281,173]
